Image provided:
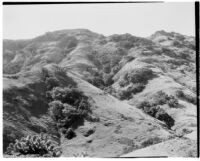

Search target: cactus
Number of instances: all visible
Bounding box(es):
[6,133,62,157]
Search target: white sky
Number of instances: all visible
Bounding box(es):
[3,2,195,39]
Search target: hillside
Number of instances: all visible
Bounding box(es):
[3,29,197,157]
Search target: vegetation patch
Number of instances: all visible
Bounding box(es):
[118,84,145,100]
[176,90,196,105]
[141,137,162,148]
[119,68,156,88]
[47,86,96,139]
[6,133,61,157]
[136,99,175,129]
[148,91,179,108]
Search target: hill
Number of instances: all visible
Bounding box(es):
[3,29,197,157]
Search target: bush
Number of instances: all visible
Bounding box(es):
[45,77,59,90]
[120,68,155,88]
[6,133,61,157]
[3,127,22,153]
[155,108,175,128]
[136,101,151,109]
[48,101,64,121]
[103,73,114,86]
[150,91,179,108]
[136,101,175,129]
[64,128,76,139]
[167,96,179,108]
[49,87,91,110]
[118,84,145,100]
[49,101,89,129]
[141,137,162,147]
[176,90,196,105]
[48,86,92,129]
[143,106,160,118]
[153,91,169,105]
[87,76,105,89]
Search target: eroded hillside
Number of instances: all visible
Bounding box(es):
[3,29,197,157]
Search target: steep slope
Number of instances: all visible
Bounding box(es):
[3,29,197,157]
[60,73,172,157]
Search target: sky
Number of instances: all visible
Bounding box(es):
[3,2,195,40]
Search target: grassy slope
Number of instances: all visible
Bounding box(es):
[3,29,197,157]
[60,73,172,157]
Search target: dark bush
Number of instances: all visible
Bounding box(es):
[3,127,22,153]
[176,90,196,105]
[141,137,162,147]
[136,101,151,109]
[118,84,145,100]
[65,128,76,139]
[155,108,175,128]
[49,87,90,109]
[48,101,64,121]
[121,68,155,87]
[103,73,114,86]
[149,91,179,108]
[153,91,169,105]
[87,76,105,89]
[136,101,175,129]
[167,96,179,108]
[60,128,67,134]
[143,106,160,118]
[48,86,92,129]
[125,56,135,62]
[45,77,59,90]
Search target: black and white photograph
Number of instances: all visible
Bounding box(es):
[2,1,199,158]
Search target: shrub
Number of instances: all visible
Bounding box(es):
[48,86,92,129]
[167,96,179,108]
[49,101,90,129]
[103,73,114,86]
[6,133,62,157]
[64,128,76,139]
[45,77,59,90]
[153,91,169,105]
[49,87,90,109]
[141,137,162,147]
[143,106,160,118]
[136,101,175,129]
[176,90,196,105]
[88,77,105,89]
[3,127,22,153]
[61,108,86,128]
[136,101,151,109]
[60,128,67,134]
[118,84,145,100]
[121,68,155,87]
[155,108,175,128]
[125,56,135,62]
[48,101,64,121]
[150,91,179,108]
